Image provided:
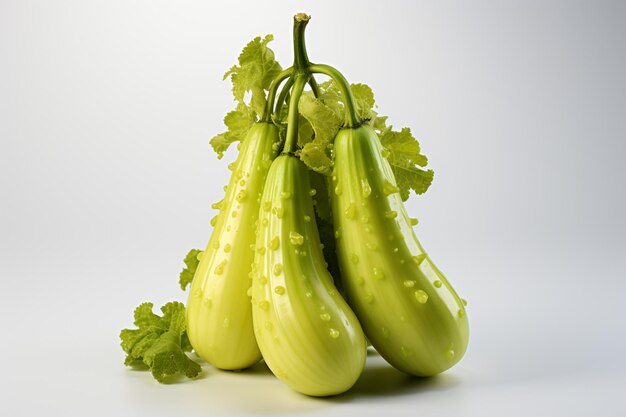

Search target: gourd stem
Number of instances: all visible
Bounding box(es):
[292,13,311,71]
[281,75,308,155]
[309,64,360,128]
[261,67,293,122]
[274,77,295,117]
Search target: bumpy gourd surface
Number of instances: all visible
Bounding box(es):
[252,155,367,396]
[331,125,469,376]
[186,122,277,370]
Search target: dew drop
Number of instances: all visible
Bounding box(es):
[361,215,369,223]
[211,200,223,210]
[224,244,231,253]
[269,237,280,250]
[262,201,271,212]
[334,185,342,195]
[320,313,331,322]
[227,162,236,171]
[329,328,340,339]
[239,179,246,186]
[412,254,426,265]
[384,210,398,219]
[403,280,416,288]
[280,191,291,200]
[350,253,359,265]
[274,286,285,295]
[259,275,268,285]
[211,240,220,250]
[364,292,374,303]
[345,202,356,219]
[366,242,378,251]
[273,206,284,218]
[256,245,266,255]
[210,215,219,227]
[415,290,429,304]
[231,211,238,218]
[434,280,442,288]
[446,349,455,360]
[401,346,412,357]
[305,291,313,298]
[361,179,372,198]
[289,231,304,246]
[304,215,311,222]
[410,217,419,226]
[309,189,317,196]
[273,263,283,276]
[222,318,231,328]
[372,267,385,280]
[334,229,341,239]
[203,298,212,308]
[458,309,466,318]
[383,180,399,196]
[235,190,247,202]
[462,298,468,306]
[259,300,270,310]
[261,218,269,227]
[214,260,227,275]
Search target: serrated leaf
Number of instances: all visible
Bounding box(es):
[209,104,256,158]
[299,142,333,175]
[179,249,202,291]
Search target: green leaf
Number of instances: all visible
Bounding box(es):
[209,103,256,159]
[350,83,376,119]
[224,34,283,116]
[179,249,202,291]
[377,125,434,200]
[120,302,201,383]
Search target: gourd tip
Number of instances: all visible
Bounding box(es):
[294,13,311,23]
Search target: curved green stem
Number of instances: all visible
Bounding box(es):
[309,64,360,128]
[274,77,295,117]
[308,76,321,98]
[261,67,293,122]
[293,14,311,71]
[282,75,308,155]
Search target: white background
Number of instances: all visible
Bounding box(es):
[2,1,625,416]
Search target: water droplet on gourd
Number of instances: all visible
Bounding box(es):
[259,275,268,285]
[224,244,231,253]
[273,263,283,276]
[192,289,201,298]
[458,309,466,318]
[335,229,341,239]
[256,245,266,255]
[361,179,372,198]
[214,260,227,275]
[446,349,455,360]
[332,175,337,182]
[211,240,220,250]
[462,298,468,306]
[280,191,291,200]
[272,206,284,218]
[239,179,246,186]
[393,247,399,253]
[203,298,212,308]
[211,200,223,210]
[269,236,280,250]
[329,328,340,339]
[246,286,252,297]
[231,211,237,218]
[210,215,218,227]
[410,217,419,226]
[364,292,374,303]
[334,184,342,195]
[304,215,311,222]
[415,290,429,304]
[366,242,378,251]
[381,327,390,338]
[274,286,285,295]
[373,267,385,280]
[227,162,236,171]
[413,254,426,265]
[262,201,271,212]
[350,253,359,265]
[309,189,317,196]
[401,346,412,357]
[383,180,399,196]
[385,210,398,219]
[223,185,228,192]
[434,280,442,288]
[361,215,369,223]
[259,300,270,310]
[222,318,231,328]
[261,218,268,227]
[196,251,204,261]
[403,280,416,288]
[345,202,356,219]
[305,291,313,298]
[289,231,304,245]
[236,190,247,202]
[320,313,331,322]
[319,243,325,250]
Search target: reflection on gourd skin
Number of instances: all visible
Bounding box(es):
[186,122,278,371]
[251,154,367,397]
[331,124,469,377]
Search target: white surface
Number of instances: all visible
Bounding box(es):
[2,1,625,416]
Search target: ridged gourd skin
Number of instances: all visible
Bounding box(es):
[331,124,469,377]
[186,122,278,370]
[252,155,367,396]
